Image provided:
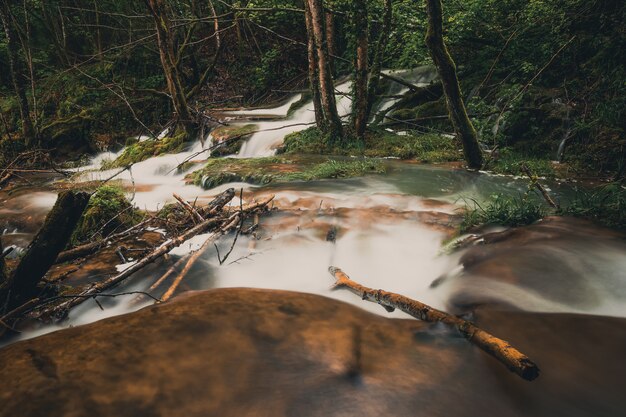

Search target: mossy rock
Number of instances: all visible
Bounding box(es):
[388,97,452,131]
[393,82,444,110]
[101,132,188,169]
[71,185,142,244]
[187,156,385,189]
[501,87,572,157]
[210,124,257,157]
[281,127,462,163]
[286,92,312,117]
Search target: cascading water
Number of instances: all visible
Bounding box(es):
[2,68,626,347]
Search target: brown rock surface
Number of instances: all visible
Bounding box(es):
[0,288,625,417]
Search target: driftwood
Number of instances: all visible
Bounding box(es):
[38,194,274,319]
[174,193,204,223]
[520,163,559,209]
[161,214,241,302]
[55,218,153,264]
[328,267,540,381]
[0,191,90,313]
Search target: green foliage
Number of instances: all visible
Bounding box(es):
[461,181,626,233]
[72,185,141,244]
[560,183,626,230]
[489,149,555,178]
[188,156,385,189]
[461,193,546,233]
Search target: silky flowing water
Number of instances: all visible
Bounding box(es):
[1,71,626,415]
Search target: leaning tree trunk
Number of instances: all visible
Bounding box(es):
[352,0,369,139]
[365,0,392,122]
[306,0,343,140]
[0,191,89,313]
[0,1,35,147]
[424,0,483,169]
[0,239,6,285]
[145,0,194,138]
[304,1,324,127]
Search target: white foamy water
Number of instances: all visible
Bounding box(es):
[4,67,626,346]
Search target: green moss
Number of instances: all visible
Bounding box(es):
[187,156,385,189]
[71,185,142,244]
[286,92,312,117]
[489,148,556,178]
[281,127,462,162]
[101,132,187,169]
[210,124,258,157]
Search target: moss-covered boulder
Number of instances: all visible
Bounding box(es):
[187,156,385,189]
[101,132,188,169]
[71,185,141,244]
[281,127,462,162]
[501,87,571,157]
[210,124,257,157]
[388,97,452,132]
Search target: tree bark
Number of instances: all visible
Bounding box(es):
[305,0,343,139]
[145,0,195,137]
[365,0,392,122]
[0,239,7,285]
[304,0,324,127]
[0,191,90,313]
[0,1,35,147]
[324,10,336,76]
[329,267,540,381]
[352,0,369,139]
[424,0,483,169]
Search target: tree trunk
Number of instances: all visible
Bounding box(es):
[0,239,7,285]
[365,0,392,122]
[306,0,343,139]
[352,0,369,139]
[324,10,336,76]
[145,0,195,138]
[424,0,483,169]
[304,0,324,127]
[0,191,90,313]
[0,1,35,147]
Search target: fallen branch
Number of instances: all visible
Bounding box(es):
[38,194,274,319]
[161,214,240,302]
[520,163,559,209]
[328,267,540,381]
[55,217,153,264]
[174,193,205,223]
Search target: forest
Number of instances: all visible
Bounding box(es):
[0,0,625,416]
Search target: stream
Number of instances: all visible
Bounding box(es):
[1,68,626,415]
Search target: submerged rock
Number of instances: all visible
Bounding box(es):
[1,288,625,416]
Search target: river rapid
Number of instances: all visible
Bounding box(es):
[1,68,625,416]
